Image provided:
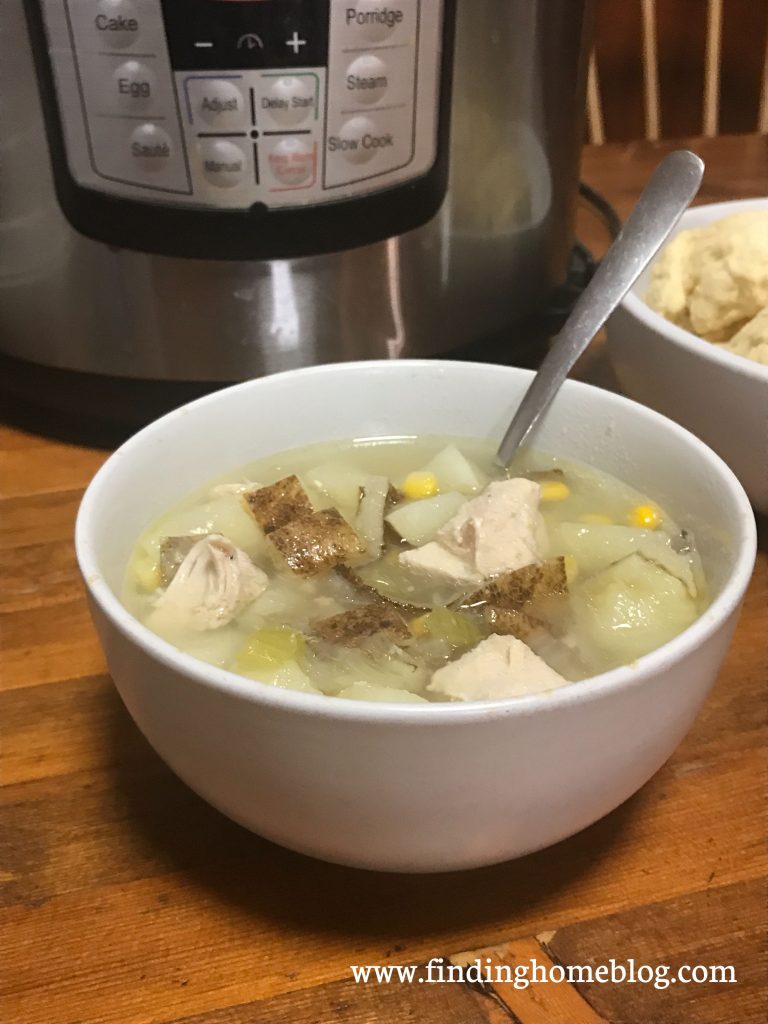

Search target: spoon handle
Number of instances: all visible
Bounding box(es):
[497,149,704,466]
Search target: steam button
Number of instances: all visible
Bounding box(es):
[129,123,172,172]
[113,61,156,110]
[200,140,247,188]
[94,0,140,49]
[345,55,388,105]
[261,75,316,127]
[187,78,246,130]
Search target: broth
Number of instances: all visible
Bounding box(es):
[122,436,708,703]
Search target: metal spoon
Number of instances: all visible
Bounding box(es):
[496,149,704,466]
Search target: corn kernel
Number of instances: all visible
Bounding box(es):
[402,471,438,499]
[409,613,430,637]
[579,512,614,525]
[540,480,570,502]
[629,504,661,529]
[133,556,160,592]
[564,553,579,582]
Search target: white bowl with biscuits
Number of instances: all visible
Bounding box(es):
[607,197,768,513]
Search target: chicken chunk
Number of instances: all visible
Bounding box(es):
[427,634,568,701]
[398,541,483,588]
[313,604,410,646]
[437,478,544,577]
[152,533,268,631]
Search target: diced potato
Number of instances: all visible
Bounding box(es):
[355,474,389,559]
[552,523,697,596]
[303,461,367,517]
[386,491,466,546]
[415,608,487,649]
[353,552,468,610]
[573,553,698,668]
[336,682,429,703]
[235,625,306,674]
[143,493,266,561]
[424,444,486,494]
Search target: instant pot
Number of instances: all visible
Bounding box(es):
[0,1,592,406]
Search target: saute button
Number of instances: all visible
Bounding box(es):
[129,123,172,172]
[267,137,315,186]
[187,78,246,130]
[261,75,316,127]
[94,0,140,49]
[345,54,388,105]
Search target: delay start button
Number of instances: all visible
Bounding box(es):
[262,75,316,127]
[328,116,394,165]
[94,0,140,49]
[129,123,172,172]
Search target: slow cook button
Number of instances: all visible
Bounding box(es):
[129,123,172,172]
[199,139,247,188]
[329,116,394,165]
[113,60,156,110]
[267,137,315,186]
[187,78,246,130]
[262,75,316,127]
[94,0,140,49]
[345,55,388,105]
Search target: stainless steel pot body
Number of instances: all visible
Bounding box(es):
[0,0,592,381]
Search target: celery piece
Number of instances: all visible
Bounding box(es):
[235,626,307,674]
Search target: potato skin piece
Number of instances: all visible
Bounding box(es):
[482,606,545,642]
[269,508,364,576]
[313,604,410,646]
[243,475,313,533]
[460,557,568,612]
[158,534,200,586]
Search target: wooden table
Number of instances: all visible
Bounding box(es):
[2,135,766,1024]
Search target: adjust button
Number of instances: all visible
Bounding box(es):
[129,123,173,173]
[267,137,315,187]
[199,140,247,188]
[261,75,316,127]
[93,0,140,49]
[112,60,156,110]
[186,78,246,130]
[345,55,388,106]
[329,115,393,165]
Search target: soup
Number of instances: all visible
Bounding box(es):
[122,436,707,703]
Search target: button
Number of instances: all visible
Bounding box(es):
[129,123,172,172]
[267,137,315,187]
[93,0,140,49]
[329,115,393,165]
[345,2,407,43]
[187,78,246,130]
[345,55,388,105]
[199,140,247,188]
[261,75,316,127]
[112,60,156,110]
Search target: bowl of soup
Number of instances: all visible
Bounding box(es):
[76,361,756,871]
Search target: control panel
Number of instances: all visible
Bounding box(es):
[33,0,446,212]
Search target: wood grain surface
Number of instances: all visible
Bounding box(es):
[1,136,767,1024]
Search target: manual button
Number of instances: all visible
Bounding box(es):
[129,123,172,172]
[94,0,140,49]
[200,140,247,188]
[328,115,394,165]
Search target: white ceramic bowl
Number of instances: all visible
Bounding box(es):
[76,362,756,872]
[607,196,768,513]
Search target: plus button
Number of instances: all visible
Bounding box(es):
[285,31,307,54]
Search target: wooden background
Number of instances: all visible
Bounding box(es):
[1,135,767,1023]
